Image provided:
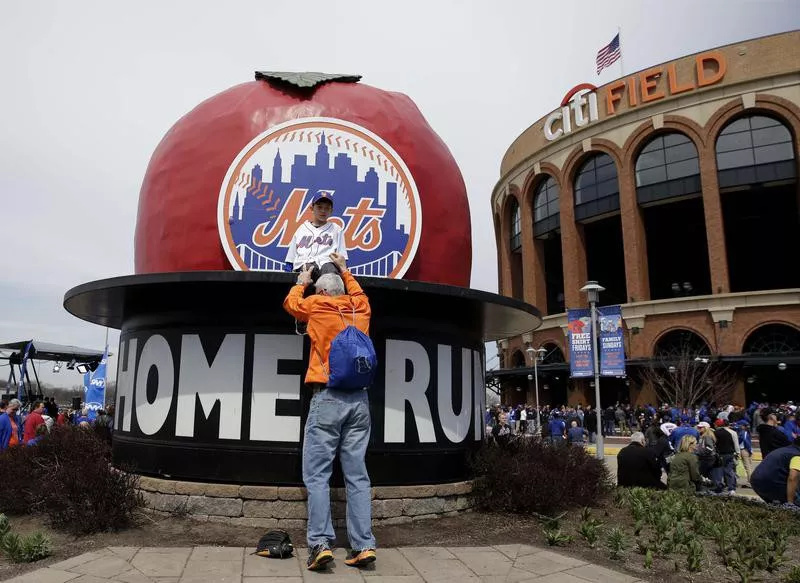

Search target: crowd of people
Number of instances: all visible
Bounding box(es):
[0,397,114,451]
[487,400,800,507]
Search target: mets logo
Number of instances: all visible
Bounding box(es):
[217,117,422,278]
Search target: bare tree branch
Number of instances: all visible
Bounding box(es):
[639,342,737,407]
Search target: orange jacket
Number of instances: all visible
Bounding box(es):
[283,270,371,385]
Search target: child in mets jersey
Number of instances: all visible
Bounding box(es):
[285,190,348,281]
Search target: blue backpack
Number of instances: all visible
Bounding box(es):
[321,308,378,390]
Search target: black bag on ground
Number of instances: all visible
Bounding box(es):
[255,530,294,558]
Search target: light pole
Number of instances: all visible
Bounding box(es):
[581,281,605,459]
[526,346,547,436]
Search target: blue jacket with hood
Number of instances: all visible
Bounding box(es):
[0,413,24,452]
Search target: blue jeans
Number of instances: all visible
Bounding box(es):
[711,454,737,492]
[303,389,376,551]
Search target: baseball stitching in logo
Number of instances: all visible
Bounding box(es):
[217,117,422,278]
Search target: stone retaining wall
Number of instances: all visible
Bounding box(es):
[137,476,474,528]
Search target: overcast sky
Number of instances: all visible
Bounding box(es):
[1,0,797,385]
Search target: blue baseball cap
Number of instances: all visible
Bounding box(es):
[312,190,334,205]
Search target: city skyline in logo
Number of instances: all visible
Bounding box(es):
[218,118,421,278]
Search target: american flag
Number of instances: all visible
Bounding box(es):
[596,33,621,74]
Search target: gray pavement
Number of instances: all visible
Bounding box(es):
[4,545,648,583]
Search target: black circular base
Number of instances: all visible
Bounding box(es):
[64,272,540,485]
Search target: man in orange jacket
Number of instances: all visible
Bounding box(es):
[283,252,377,571]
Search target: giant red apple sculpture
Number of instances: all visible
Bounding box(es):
[134,72,472,286]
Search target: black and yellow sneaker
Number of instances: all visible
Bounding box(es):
[344,548,376,567]
[307,545,334,571]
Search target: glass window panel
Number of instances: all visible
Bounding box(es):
[595,161,618,182]
[595,154,615,169]
[574,155,619,208]
[724,118,751,133]
[636,150,665,170]
[510,201,521,243]
[751,125,792,148]
[534,177,560,222]
[663,133,690,148]
[637,166,667,186]
[666,158,700,180]
[575,171,591,191]
[640,136,664,154]
[716,131,753,153]
[576,184,598,205]
[664,142,698,163]
[597,179,619,198]
[754,142,795,165]
[749,116,780,130]
[717,149,755,170]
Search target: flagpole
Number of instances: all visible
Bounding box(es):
[618,26,625,76]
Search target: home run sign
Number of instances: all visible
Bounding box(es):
[218,118,422,278]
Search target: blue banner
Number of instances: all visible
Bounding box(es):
[598,306,626,377]
[17,341,32,400]
[83,346,108,419]
[567,309,594,378]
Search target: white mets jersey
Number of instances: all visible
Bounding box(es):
[285,221,349,270]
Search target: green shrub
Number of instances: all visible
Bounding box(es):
[0,514,51,563]
[615,487,800,581]
[0,425,141,534]
[606,527,627,560]
[783,566,800,583]
[471,438,612,515]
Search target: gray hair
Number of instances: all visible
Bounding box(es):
[315,274,346,296]
[630,431,646,445]
[7,398,21,409]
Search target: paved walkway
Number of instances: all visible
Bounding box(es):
[5,545,647,583]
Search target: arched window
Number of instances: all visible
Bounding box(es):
[574,153,620,221]
[654,329,710,358]
[510,350,526,368]
[533,176,560,237]
[636,132,701,205]
[540,343,566,365]
[743,324,800,355]
[715,115,796,188]
[510,198,521,252]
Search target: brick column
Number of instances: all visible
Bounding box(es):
[698,147,730,294]
[618,164,650,303]
[559,181,588,308]
[496,208,512,297]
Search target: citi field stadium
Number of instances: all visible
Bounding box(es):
[489,31,800,406]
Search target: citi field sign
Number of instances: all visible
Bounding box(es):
[217,117,422,278]
[544,51,727,141]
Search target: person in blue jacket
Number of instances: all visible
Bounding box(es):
[669,421,699,451]
[783,411,798,441]
[548,412,566,445]
[0,399,24,452]
[736,421,754,486]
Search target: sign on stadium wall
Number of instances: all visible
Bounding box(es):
[544,51,727,141]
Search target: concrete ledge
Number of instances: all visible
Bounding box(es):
[137,477,474,526]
